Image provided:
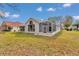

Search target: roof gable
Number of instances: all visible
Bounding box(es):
[25,18,40,24]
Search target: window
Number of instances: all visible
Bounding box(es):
[49,26,52,32]
[29,21,33,24]
[39,23,42,32]
[20,26,25,31]
[32,25,35,31]
[28,21,35,32]
[28,25,32,31]
[28,24,35,32]
[8,27,12,31]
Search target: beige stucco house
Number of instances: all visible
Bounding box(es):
[2,21,24,32]
[25,18,61,36]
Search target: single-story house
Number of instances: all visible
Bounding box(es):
[0,26,4,31]
[1,21,25,32]
[72,24,79,30]
[25,18,61,36]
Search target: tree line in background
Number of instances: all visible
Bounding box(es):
[48,16,79,31]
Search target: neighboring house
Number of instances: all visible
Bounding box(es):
[0,26,4,31]
[72,24,79,30]
[25,18,61,36]
[1,21,24,32]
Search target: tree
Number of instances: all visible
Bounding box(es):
[48,17,57,22]
[48,16,64,22]
[63,16,73,29]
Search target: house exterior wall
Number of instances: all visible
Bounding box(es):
[1,21,23,32]
[25,19,39,34]
[37,22,60,36]
[34,23,39,35]
[25,19,61,36]
[39,23,53,33]
[25,23,28,33]
[56,21,61,31]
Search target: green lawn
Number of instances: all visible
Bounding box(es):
[0,30,79,56]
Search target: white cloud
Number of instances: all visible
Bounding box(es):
[36,7,42,12]
[63,3,72,7]
[11,14,20,18]
[3,12,20,18]
[4,12,10,17]
[73,16,79,20]
[47,8,56,12]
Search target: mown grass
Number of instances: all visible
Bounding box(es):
[0,30,79,56]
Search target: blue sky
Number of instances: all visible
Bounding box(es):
[0,3,79,23]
